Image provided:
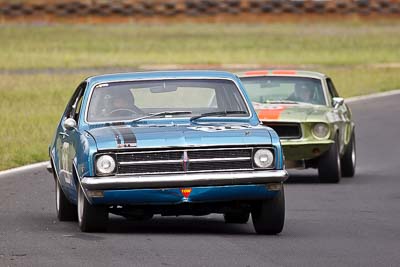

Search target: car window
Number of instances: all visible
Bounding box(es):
[73,95,84,121]
[241,76,326,105]
[64,82,86,121]
[86,79,249,122]
[326,78,339,98]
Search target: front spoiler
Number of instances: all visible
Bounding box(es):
[281,140,334,160]
[81,170,288,191]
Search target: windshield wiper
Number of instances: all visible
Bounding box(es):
[130,111,192,123]
[190,111,247,122]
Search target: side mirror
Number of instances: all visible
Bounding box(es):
[332,97,344,109]
[63,118,77,130]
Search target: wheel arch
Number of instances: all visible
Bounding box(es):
[50,154,77,205]
[72,161,81,192]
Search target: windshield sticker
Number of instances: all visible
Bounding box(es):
[96,83,109,88]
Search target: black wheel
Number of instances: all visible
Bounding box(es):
[55,180,77,221]
[224,211,250,224]
[341,130,356,177]
[78,186,108,232]
[318,135,342,183]
[251,187,285,235]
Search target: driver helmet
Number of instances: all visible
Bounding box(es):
[105,89,135,110]
[294,82,315,102]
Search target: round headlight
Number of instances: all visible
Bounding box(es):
[312,123,330,139]
[254,149,274,168]
[96,155,116,175]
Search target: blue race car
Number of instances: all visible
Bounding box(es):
[49,71,288,234]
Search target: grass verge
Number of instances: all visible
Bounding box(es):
[0,74,81,170]
[0,22,400,70]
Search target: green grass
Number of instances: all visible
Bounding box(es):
[320,67,400,96]
[0,22,400,70]
[0,74,81,170]
[1,21,400,170]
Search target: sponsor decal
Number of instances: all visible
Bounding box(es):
[95,83,109,88]
[117,143,136,148]
[180,188,192,198]
[258,105,286,120]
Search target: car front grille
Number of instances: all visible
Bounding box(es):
[263,123,302,139]
[115,147,266,175]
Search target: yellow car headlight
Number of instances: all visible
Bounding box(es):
[312,123,330,139]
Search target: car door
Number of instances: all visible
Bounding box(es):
[326,78,351,153]
[55,82,86,199]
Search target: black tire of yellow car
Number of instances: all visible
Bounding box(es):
[341,130,356,177]
[224,211,250,224]
[56,180,78,221]
[318,135,342,183]
[78,186,108,232]
[251,187,285,235]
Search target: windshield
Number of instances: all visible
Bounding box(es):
[241,76,326,105]
[86,79,249,122]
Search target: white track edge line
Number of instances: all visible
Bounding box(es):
[0,161,50,178]
[346,89,400,103]
[1,89,400,177]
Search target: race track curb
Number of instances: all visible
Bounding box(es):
[0,161,50,179]
[1,88,400,177]
[345,89,400,103]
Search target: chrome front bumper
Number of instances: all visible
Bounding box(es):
[81,170,288,190]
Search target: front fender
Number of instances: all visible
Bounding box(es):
[64,132,98,205]
[267,127,285,170]
[74,131,98,180]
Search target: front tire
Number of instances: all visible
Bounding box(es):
[318,135,342,183]
[78,186,108,232]
[251,187,285,235]
[55,180,77,221]
[341,130,356,177]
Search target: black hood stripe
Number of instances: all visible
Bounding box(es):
[116,126,137,145]
[110,127,122,145]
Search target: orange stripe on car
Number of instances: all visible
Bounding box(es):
[244,70,269,76]
[271,70,297,75]
[258,106,286,120]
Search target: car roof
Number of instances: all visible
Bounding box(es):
[85,70,239,85]
[236,70,327,79]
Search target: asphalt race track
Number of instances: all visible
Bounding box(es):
[1,94,400,267]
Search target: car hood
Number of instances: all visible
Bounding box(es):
[86,123,272,151]
[253,102,330,122]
